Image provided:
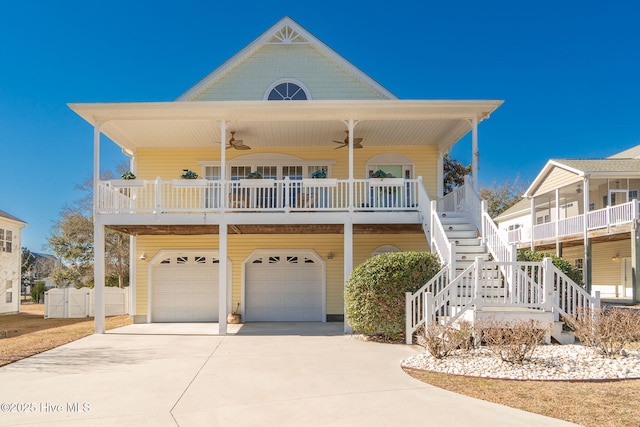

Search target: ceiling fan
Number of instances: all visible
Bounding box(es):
[225,131,251,150]
[333,130,363,149]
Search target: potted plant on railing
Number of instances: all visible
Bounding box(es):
[110,171,143,189]
[311,168,327,179]
[181,169,198,179]
[369,170,403,207]
[245,171,263,179]
[227,302,242,324]
[121,171,137,180]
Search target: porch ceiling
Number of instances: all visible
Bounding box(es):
[68,100,502,154]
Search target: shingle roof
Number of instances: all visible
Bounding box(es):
[552,159,640,174]
[608,144,640,159]
[0,210,27,224]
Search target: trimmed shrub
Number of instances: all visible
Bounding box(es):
[424,321,474,359]
[517,250,583,285]
[345,251,440,341]
[477,318,547,364]
[565,307,640,358]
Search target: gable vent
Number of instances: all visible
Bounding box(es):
[265,25,310,44]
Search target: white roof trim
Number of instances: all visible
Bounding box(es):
[176,17,397,101]
[523,160,584,198]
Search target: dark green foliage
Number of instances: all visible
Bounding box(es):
[517,250,583,285]
[345,252,441,340]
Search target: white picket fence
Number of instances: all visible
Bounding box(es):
[44,287,129,318]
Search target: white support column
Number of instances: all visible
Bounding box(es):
[94,222,106,333]
[129,235,136,318]
[92,123,106,334]
[436,150,444,200]
[529,197,536,250]
[343,221,353,333]
[219,221,228,335]
[219,121,227,208]
[345,119,358,212]
[555,188,561,256]
[583,177,591,293]
[471,117,479,194]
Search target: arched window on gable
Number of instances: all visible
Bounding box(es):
[264,79,310,100]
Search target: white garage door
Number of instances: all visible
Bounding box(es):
[152,254,219,322]
[245,250,323,322]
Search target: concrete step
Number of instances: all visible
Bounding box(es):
[551,321,575,345]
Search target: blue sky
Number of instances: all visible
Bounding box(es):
[1,1,638,252]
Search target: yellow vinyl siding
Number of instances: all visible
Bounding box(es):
[136,146,439,198]
[135,232,429,317]
[193,44,385,101]
[561,239,631,291]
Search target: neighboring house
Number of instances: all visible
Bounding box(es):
[0,210,27,315]
[495,145,640,303]
[70,17,506,333]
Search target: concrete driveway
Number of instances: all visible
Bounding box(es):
[0,323,575,426]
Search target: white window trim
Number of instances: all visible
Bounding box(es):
[199,154,334,180]
[263,78,312,101]
[365,153,414,179]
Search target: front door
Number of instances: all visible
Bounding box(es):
[621,257,633,299]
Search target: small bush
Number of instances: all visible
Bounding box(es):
[424,321,474,359]
[345,252,440,341]
[565,307,640,358]
[477,318,547,364]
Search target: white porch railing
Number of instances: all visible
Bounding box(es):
[97,178,422,214]
[508,200,640,244]
[405,257,598,343]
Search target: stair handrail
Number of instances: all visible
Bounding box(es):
[549,262,600,321]
[416,177,433,246]
[427,262,477,326]
[404,266,450,343]
[463,175,482,231]
[430,202,455,278]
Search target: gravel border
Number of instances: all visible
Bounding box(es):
[402,345,640,381]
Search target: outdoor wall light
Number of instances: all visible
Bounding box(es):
[140,253,147,261]
[612,254,619,262]
[327,252,334,260]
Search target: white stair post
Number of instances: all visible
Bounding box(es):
[424,291,434,327]
[474,257,483,311]
[542,257,554,314]
[405,292,413,344]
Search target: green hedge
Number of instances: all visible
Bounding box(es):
[345,252,441,340]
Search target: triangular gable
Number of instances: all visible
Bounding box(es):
[524,160,584,198]
[177,17,396,102]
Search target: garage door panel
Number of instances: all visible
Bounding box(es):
[152,258,219,322]
[245,250,323,322]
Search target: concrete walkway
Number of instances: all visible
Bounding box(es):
[0,323,576,426]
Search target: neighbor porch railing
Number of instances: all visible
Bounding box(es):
[97,177,422,214]
[507,199,640,244]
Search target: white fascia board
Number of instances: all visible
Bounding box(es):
[523,160,584,198]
